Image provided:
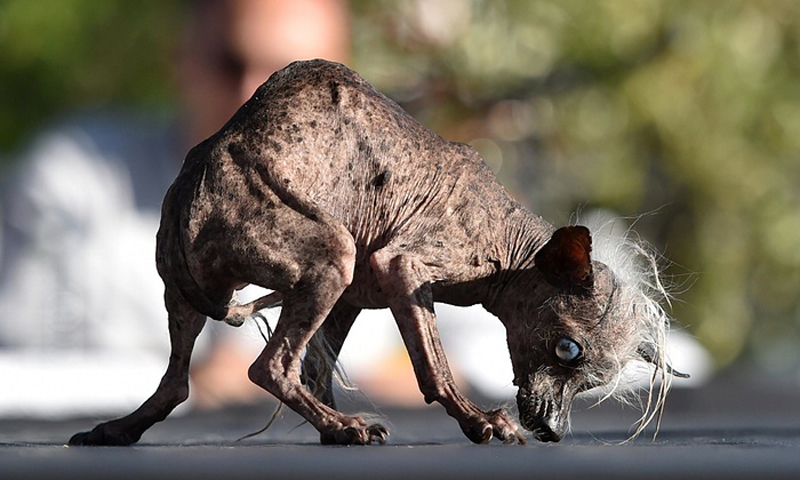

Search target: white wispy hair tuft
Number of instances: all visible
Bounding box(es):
[576,209,680,441]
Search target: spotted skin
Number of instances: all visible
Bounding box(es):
[70,60,649,447]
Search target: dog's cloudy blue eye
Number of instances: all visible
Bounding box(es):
[555,337,582,363]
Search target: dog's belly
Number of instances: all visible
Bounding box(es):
[341,265,389,308]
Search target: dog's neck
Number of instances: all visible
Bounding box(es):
[479,206,556,319]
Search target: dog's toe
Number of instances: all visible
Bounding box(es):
[367,424,389,444]
[318,422,390,445]
[68,431,94,446]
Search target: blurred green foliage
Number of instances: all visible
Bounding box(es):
[2,0,800,373]
[0,0,185,150]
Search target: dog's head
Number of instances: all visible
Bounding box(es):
[497,226,682,442]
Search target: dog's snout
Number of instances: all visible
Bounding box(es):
[524,415,564,442]
[519,395,565,443]
[531,422,563,442]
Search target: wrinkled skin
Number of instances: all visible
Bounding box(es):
[500,262,636,441]
[70,60,644,447]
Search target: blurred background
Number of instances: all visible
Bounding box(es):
[1,0,799,418]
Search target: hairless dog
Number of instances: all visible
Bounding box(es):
[70,59,685,446]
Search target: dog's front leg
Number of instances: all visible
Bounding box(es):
[370,249,526,445]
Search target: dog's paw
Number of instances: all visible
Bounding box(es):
[462,409,527,445]
[319,422,389,445]
[68,425,138,446]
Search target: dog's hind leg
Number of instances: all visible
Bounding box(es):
[241,223,385,444]
[69,289,205,446]
[249,288,386,445]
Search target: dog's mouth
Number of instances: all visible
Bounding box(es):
[517,390,569,442]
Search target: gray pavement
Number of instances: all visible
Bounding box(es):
[2,373,799,479]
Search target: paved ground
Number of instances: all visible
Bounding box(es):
[2,373,799,479]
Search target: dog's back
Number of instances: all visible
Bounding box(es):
[157,59,522,314]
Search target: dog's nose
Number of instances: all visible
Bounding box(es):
[518,392,568,442]
[521,403,565,442]
[531,422,563,442]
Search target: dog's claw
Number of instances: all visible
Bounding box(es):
[480,425,493,443]
[504,429,527,445]
[463,409,525,445]
[367,424,389,444]
[320,422,389,445]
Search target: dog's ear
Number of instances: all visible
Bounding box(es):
[535,226,593,291]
